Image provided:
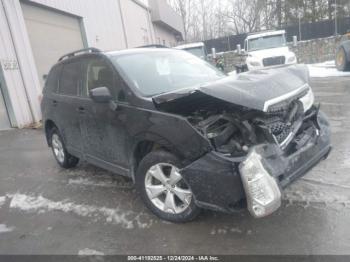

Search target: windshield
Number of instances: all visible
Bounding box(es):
[111,50,225,97]
[248,34,286,51]
[184,47,206,59]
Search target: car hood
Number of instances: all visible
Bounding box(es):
[153,64,310,113]
[248,46,290,59]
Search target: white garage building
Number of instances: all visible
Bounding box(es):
[0,0,184,129]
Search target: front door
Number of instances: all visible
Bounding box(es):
[79,57,130,174]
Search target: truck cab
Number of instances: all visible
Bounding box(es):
[244,30,297,71]
[175,42,208,61]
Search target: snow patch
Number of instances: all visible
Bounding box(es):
[68,177,132,189]
[9,193,153,229]
[78,248,104,256]
[0,196,6,207]
[68,178,115,188]
[0,224,14,234]
[308,61,350,78]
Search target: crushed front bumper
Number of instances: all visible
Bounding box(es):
[181,111,331,217]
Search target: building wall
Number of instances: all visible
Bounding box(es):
[0,0,183,128]
[119,0,155,48]
[27,0,128,51]
[153,23,177,47]
[0,0,43,127]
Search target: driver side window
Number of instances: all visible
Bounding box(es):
[83,58,118,99]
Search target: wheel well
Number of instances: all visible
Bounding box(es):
[134,141,158,170]
[45,120,56,146]
[132,140,171,181]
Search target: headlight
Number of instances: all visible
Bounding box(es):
[239,149,281,218]
[249,61,261,67]
[287,55,297,63]
[300,88,314,112]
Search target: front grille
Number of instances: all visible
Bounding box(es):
[263,56,285,67]
[266,117,292,144]
[260,101,304,146]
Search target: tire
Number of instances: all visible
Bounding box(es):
[136,150,200,223]
[335,47,350,72]
[49,127,79,169]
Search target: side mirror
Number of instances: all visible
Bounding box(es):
[89,86,112,103]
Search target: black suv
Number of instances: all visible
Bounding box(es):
[42,48,331,222]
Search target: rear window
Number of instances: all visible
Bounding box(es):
[59,62,81,96]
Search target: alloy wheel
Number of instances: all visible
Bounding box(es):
[52,133,65,164]
[144,163,193,214]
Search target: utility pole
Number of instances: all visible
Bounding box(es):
[298,5,302,41]
[335,0,338,36]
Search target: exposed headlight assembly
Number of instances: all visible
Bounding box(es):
[300,88,315,112]
[239,149,281,218]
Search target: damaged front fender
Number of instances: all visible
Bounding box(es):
[180,111,331,217]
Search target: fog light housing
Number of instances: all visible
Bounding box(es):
[287,55,297,63]
[239,149,281,218]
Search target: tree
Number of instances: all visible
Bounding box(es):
[167,0,194,41]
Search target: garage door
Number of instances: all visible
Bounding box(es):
[21,3,85,88]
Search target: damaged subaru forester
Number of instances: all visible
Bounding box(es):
[42,48,331,222]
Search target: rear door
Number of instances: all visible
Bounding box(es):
[53,60,84,157]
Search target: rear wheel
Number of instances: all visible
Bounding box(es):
[136,150,200,223]
[49,127,79,169]
[335,47,350,71]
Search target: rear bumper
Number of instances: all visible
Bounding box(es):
[181,111,331,216]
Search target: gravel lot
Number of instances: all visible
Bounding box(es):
[0,76,350,255]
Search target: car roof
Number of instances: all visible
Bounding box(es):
[175,42,205,49]
[246,30,286,40]
[54,47,185,66]
[105,48,182,57]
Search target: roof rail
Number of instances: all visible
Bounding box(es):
[58,48,101,62]
[137,44,169,49]
[247,29,284,36]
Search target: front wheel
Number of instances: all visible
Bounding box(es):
[136,150,200,223]
[335,47,350,71]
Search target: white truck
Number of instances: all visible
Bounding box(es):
[244,30,297,71]
[175,42,208,60]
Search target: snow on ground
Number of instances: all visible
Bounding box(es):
[308,61,350,78]
[78,248,104,256]
[68,177,132,189]
[0,224,14,234]
[8,193,153,229]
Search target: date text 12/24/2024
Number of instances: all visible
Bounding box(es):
[127,256,220,261]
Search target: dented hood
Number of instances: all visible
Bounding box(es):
[153,64,310,113]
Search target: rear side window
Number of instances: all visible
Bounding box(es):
[44,65,61,94]
[59,62,81,96]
